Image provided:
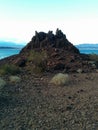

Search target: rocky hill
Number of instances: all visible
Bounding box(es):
[0,29,98,130]
[20,29,79,54]
[0,29,96,72]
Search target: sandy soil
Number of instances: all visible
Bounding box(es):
[0,72,98,130]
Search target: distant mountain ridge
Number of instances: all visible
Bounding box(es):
[1,41,98,49]
[0,47,20,49]
[76,43,98,48]
[0,41,25,48]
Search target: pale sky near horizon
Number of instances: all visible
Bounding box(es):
[0,0,98,45]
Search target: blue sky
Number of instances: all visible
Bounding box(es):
[0,0,98,44]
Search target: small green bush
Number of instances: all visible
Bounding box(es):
[88,54,98,68]
[50,73,69,86]
[0,64,20,75]
[28,50,47,62]
[27,50,47,73]
[89,54,98,61]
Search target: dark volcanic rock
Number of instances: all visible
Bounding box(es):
[19,29,83,72]
[12,57,27,67]
[20,29,79,54]
[0,29,95,72]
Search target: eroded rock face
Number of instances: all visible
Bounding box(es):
[0,29,95,73]
[19,29,83,72]
[17,29,95,72]
[20,29,79,54]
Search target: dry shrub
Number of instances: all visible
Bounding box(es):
[77,69,82,73]
[50,73,69,86]
[0,78,6,90]
[88,54,98,68]
[9,76,21,83]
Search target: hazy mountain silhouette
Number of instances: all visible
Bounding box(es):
[0,41,25,48]
[76,44,98,48]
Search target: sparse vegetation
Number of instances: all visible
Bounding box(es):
[1,30,98,129]
[77,68,82,73]
[9,76,21,83]
[89,54,98,61]
[27,50,47,73]
[0,64,20,75]
[88,54,98,68]
[0,78,6,90]
[50,73,69,86]
[0,71,98,129]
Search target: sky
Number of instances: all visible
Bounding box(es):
[0,0,98,45]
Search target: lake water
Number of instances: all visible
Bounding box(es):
[0,48,21,59]
[77,47,98,54]
[0,47,98,60]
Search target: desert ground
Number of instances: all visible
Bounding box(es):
[0,71,98,130]
[0,30,98,129]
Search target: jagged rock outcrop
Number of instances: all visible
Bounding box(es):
[0,29,95,73]
[20,29,79,54]
[18,29,95,72]
[14,29,93,72]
